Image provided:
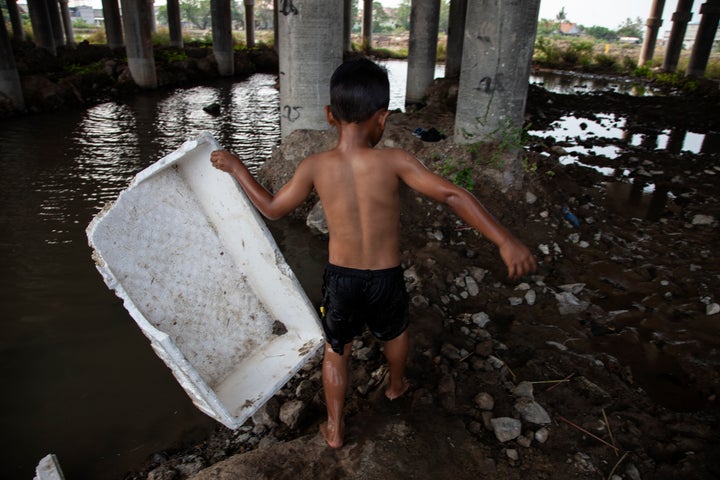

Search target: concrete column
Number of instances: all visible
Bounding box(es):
[445,0,467,78]
[245,0,256,47]
[27,0,56,54]
[362,0,372,50]
[149,0,157,33]
[278,0,342,137]
[47,0,65,48]
[119,0,157,88]
[167,0,183,48]
[406,0,440,106]
[273,0,278,52]
[0,7,25,110]
[59,0,76,47]
[638,0,666,66]
[687,0,720,77]
[662,0,694,72]
[211,0,234,76]
[454,0,540,186]
[343,0,352,52]
[6,0,26,41]
[102,0,124,49]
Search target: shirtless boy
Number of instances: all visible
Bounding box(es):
[210,58,537,449]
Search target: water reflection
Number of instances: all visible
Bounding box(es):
[530,71,656,96]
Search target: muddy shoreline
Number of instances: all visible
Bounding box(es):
[119,74,720,479]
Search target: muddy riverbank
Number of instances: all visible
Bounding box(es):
[120,73,720,479]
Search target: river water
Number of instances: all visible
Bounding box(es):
[0,60,708,479]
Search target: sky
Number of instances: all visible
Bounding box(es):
[67,0,705,34]
[381,0,703,32]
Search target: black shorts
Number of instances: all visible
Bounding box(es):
[320,263,409,355]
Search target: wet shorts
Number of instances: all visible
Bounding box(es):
[320,263,409,355]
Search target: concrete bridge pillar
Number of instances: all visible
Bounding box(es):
[686,0,720,77]
[639,0,666,66]
[445,0,467,78]
[406,0,440,106]
[167,0,183,48]
[362,0,373,50]
[211,0,234,76]
[343,0,352,52]
[245,0,256,47]
[454,0,540,187]
[6,0,26,41]
[0,7,25,110]
[59,0,76,47]
[47,0,65,48]
[278,0,343,138]
[120,0,157,88]
[662,0,694,72]
[27,0,56,55]
[102,0,124,49]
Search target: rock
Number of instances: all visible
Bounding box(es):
[404,266,420,291]
[202,102,220,115]
[472,312,490,327]
[252,397,279,428]
[279,399,305,429]
[515,398,551,425]
[473,392,495,410]
[525,289,537,305]
[707,303,720,316]
[147,465,177,480]
[465,276,479,296]
[505,448,519,461]
[175,455,205,477]
[691,214,715,225]
[474,339,493,357]
[306,201,328,235]
[470,267,488,283]
[525,191,537,204]
[555,291,590,315]
[517,434,532,448]
[490,417,522,442]
[295,379,315,401]
[512,381,534,400]
[508,296,523,306]
[535,427,550,443]
[441,342,462,361]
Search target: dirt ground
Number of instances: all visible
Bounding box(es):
[121,74,720,480]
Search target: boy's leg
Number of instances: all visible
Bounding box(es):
[383,329,410,400]
[321,341,352,448]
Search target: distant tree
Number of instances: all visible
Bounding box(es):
[583,25,617,41]
[536,18,558,37]
[372,1,391,32]
[395,0,411,30]
[438,0,449,34]
[616,17,643,39]
[556,7,567,22]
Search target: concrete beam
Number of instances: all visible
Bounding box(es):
[0,7,25,110]
[454,0,540,186]
[211,0,234,76]
[687,0,720,77]
[639,0,666,66]
[245,0,256,47]
[167,0,183,48]
[662,0,694,72]
[102,0,124,49]
[406,0,440,106]
[278,0,342,137]
[120,0,158,88]
[445,0,467,78]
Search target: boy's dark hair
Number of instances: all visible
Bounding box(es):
[329,58,390,123]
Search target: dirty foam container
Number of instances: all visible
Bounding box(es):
[87,132,324,429]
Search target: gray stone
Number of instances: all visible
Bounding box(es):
[515,398,551,425]
[473,392,495,410]
[472,312,490,327]
[490,417,522,442]
[534,427,550,443]
[707,303,720,316]
[279,399,305,429]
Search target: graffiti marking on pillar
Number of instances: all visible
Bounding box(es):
[283,105,302,122]
[280,0,298,15]
[475,76,492,93]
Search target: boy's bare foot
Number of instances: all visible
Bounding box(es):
[320,420,344,448]
[385,377,410,401]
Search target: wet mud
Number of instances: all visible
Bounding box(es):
[124,75,720,479]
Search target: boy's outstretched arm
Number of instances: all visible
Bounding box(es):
[395,151,537,279]
[210,150,314,220]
